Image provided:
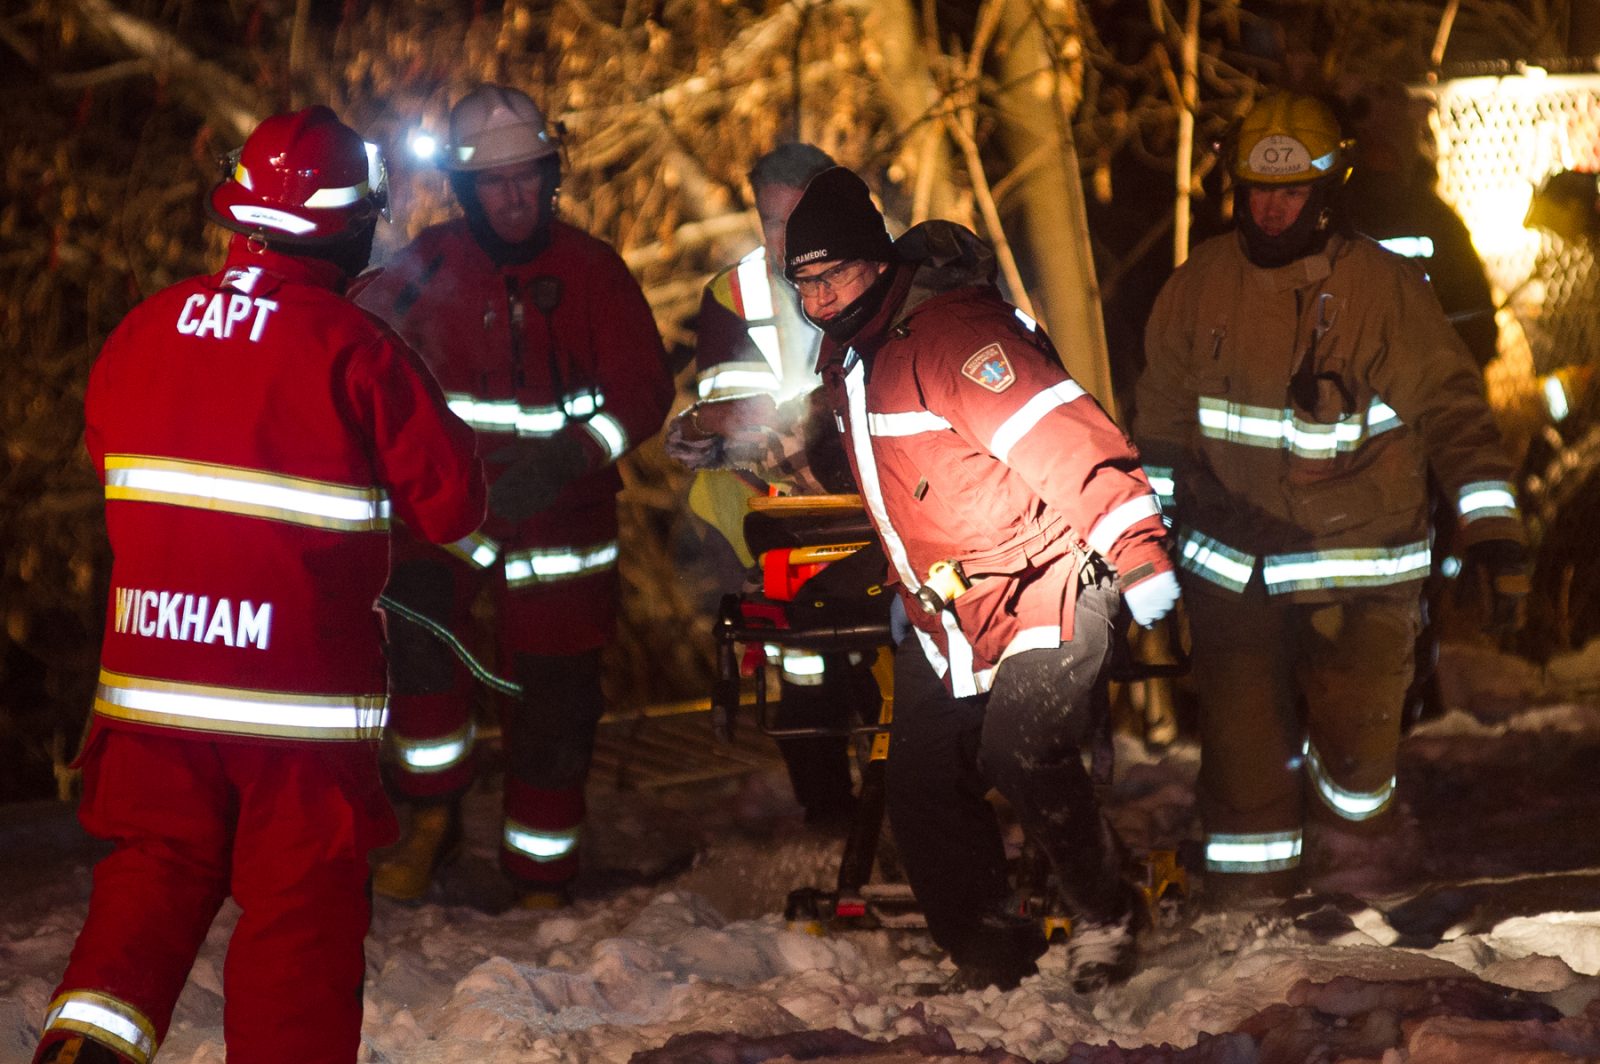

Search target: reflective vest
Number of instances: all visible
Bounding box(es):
[693,247,821,402]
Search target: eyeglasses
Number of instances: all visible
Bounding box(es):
[791,260,868,298]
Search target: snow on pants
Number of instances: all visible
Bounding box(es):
[1182,570,1419,895]
[382,542,613,888]
[886,581,1130,973]
[39,726,393,1064]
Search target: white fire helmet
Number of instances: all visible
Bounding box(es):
[443,84,561,172]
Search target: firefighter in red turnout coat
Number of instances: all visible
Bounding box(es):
[783,168,1180,992]
[354,85,673,906]
[34,108,484,1064]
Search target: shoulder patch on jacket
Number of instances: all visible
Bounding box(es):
[961,343,1015,393]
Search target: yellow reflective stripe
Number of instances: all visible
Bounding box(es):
[44,990,158,1064]
[504,820,580,861]
[103,455,390,533]
[1204,830,1303,873]
[443,532,501,568]
[95,669,386,741]
[1458,480,1518,522]
[584,412,628,463]
[1262,541,1430,594]
[390,723,473,773]
[779,649,826,686]
[1305,741,1395,822]
[504,540,619,587]
[445,394,564,436]
[1197,396,1401,457]
[1178,529,1255,592]
[1087,495,1162,555]
[446,391,616,447]
[303,177,371,208]
[696,363,780,398]
[1143,465,1176,509]
[989,381,1087,463]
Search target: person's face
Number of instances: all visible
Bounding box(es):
[1247,183,1314,237]
[474,160,546,243]
[756,183,806,267]
[791,259,887,322]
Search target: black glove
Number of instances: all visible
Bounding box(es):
[1458,538,1531,637]
[487,434,589,522]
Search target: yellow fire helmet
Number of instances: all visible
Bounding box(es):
[1233,92,1349,185]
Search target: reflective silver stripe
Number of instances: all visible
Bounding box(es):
[504,540,619,587]
[1204,830,1303,874]
[780,648,827,686]
[736,248,774,319]
[1305,741,1394,822]
[584,412,628,463]
[999,625,1062,661]
[697,364,781,398]
[104,455,390,533]
[1143,465,1176,508]
[95,669,387,741]
[748,324,784,376]
[44,991,158,1064]
[504,820,580,862]
[1377,235,1434,258]
[844,356,919,599]
[1262,541,1430,594]
[446,394,560,435]
[303,178,371,208]
[1087,496,1162,555]
[1197,395,1401,457]
[391,724,473,773]
[563,390,602,418]
[443,532,501,569]
[1014,307,1039,331]
[1457,480,1518,522]
[989,381,1087,463]
[1178,529,1255,593]
[866,410,952,437]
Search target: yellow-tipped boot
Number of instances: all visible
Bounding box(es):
[373,802,462,901]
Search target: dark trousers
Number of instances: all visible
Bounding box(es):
[886,583,1130,972]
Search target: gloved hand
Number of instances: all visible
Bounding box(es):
[1122,568,1181,628]
[663,411,728,470]
[889,591,911,646]
[1458,537,1530,637]
[487,434,589,522]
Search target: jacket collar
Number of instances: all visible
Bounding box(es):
[1241,232,1349,293]
[814,220,1002,376]
[222,234,349,294]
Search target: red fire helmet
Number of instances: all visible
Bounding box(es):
[208,106,388,243]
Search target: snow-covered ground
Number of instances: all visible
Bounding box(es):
[7,640,1600,1062]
